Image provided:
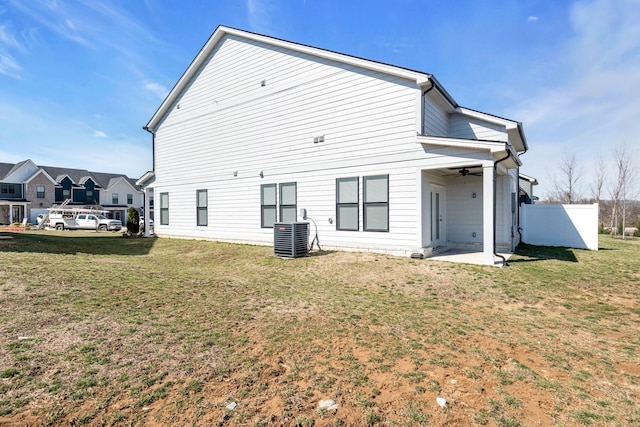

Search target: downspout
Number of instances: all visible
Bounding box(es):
[421,80,435,135]
[515,134,528,246]
[142,125,156,237]
[494,144,512,266]
[143,126,156,171]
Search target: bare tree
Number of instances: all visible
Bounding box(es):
[591,156,607,202]
[550,148,583,204]
[608,143,638,238]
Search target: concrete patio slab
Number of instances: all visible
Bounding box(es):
[427,249,513,267]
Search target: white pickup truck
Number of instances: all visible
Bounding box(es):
[47,211,122,231]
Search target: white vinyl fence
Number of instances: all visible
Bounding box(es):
[520,203,598,250]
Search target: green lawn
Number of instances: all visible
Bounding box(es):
[0,232,638,426]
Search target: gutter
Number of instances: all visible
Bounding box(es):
[142,126,156,172]
[141,125,156,238]
[494,143,512,266]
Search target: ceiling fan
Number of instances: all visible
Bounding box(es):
[445,166,483,177]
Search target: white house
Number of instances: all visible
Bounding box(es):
[98,176,145,222]
[141,26,528,266]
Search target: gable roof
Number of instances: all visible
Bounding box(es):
[519,173,538,185]
[39,166,139,190]
[456,107,528,153]
[0,161,140,190]
[0,163,15,180]
[145,25,457,132]
[24,168,57,185]
[0,159,39,182]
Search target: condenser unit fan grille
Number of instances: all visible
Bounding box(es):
[274,222,309,258]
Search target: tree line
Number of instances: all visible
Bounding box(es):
[543,143,638,237]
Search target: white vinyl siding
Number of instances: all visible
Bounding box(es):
[149,34,519,256]
[100,179,143,208]
[448,113,507,142]
[154,36,417,182]
[422,95,449,136]
[446,176,483,244]
[152,35,421,252]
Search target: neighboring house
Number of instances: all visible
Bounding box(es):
[0,160,144,224]
[141,26,529,265]
[519,174,538,205]
[0,160,35,225]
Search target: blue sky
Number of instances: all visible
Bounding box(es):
[1,0,638,199]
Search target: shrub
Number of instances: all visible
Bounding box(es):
[126,207,140,234]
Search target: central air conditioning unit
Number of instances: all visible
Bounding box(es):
[274,222,309,258]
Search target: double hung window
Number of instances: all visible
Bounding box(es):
[261,182,297,228]
[335,175,389,232]
[363,175,389,232]
[160,192,169,225]
[196,189,208,226]
[336,177,359,231]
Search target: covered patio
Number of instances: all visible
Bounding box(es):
[427,247,513,267]
[0,200,30,224]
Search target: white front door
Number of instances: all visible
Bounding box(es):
[431,185,446,248]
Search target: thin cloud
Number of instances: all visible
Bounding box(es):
[94,130,107,138]
[0,24,23,77]
[510,0,640,197]
[0,99,151,178]
[247,0,275,34]
[0,24,21,49]
[144,81,168,99]
[7,0,158,55]
[0,51,21,78]
[527,16,539,22]
[7,0,90,46]
[382,40,415,55]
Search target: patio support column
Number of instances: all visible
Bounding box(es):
[9,203,14,224]
[482,163,495,265]
[143,187,151,237]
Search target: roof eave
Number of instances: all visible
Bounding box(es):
[456,107,528,153]
[136,171,155,187]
